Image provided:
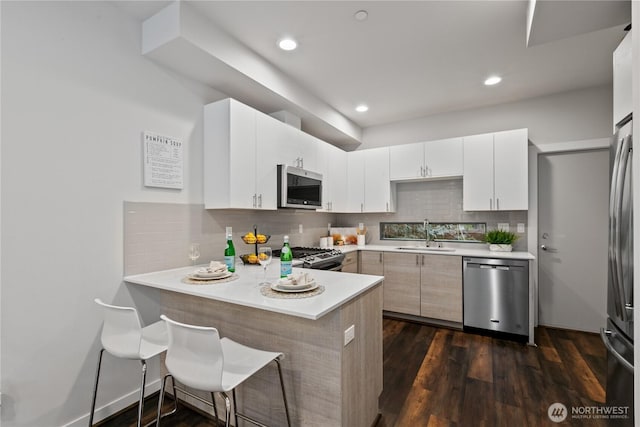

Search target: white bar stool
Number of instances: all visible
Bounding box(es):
[157,314,292,427]
[89,299,177,427]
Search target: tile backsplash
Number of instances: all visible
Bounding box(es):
[124,202,336,275]
[338,179,528,250]
[124,180,528,274]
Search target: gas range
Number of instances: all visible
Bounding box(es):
[273,247,346,270]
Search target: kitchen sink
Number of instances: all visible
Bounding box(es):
[395,246,456,252]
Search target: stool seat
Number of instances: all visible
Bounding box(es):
[157,315,292,427]
[89,299,176,427]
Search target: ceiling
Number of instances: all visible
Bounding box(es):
[122,0,630,137]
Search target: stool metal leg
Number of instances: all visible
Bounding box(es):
[137,360,148,427]
[211,393,219,422]
[220,392,231,427]
[275,358,292,427]
[155,374,179,427]
[232,389,239,427]
[88,348,105,426]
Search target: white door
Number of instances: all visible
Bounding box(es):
[538,149,609,332]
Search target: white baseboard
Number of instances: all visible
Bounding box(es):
[63,379,161,427]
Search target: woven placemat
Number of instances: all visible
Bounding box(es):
[182,274,239,285]
[260,284,325,299]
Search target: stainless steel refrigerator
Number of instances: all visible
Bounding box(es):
[601,114,633,425]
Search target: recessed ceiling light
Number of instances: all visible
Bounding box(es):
[355,104,369,113]
[354,10,369,21]
[278,38,297,51]
[484,76,502,86]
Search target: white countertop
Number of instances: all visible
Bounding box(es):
[124,263,383,321]
[335,244,535,260]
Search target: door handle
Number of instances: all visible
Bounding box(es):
[540,244,557,253]
[601,328,634,373]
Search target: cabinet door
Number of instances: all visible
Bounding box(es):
[420,255,462,322]
[341,251,359,273]
[383,253,421,315]
[424,137,463,178]
[329,147,348,212]
[494,129,528,210]
[296,132,320,172]
[364,147,393,212]
[277,124,318,171]
[463,133,494,211]
[613,31,632,127]
[360,251,384,275]
[204,99,258,209]
[346,151,365,212]
[389,142,424,180]
[255,113,282,210]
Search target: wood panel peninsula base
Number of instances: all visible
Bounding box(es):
[124,266,383,427]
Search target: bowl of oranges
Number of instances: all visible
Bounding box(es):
[240,252,269,265]
[242,232,270,244]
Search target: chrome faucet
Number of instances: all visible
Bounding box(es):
[424,219,430,247]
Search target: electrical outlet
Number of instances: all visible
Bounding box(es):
[299,224,303,234]
[517,223,525,233]
[344,325,355,346]
[359,223,364,231]
[498,223,509,232]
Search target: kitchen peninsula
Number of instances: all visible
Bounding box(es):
[124,264,383,427]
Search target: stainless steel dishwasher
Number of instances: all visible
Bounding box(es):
[463,257,529,337]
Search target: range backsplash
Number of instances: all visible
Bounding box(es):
[124,202,337,275]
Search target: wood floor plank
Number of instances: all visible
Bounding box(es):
[467,334,493,383]
[557,338,606,403]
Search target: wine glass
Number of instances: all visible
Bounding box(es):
[258,247,272,285]
[188,243,200,266]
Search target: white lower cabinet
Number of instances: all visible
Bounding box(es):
[463,128,528,211]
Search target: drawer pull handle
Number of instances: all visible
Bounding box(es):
[490,319,500,323]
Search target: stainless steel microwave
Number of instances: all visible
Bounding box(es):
[277,164,323,209]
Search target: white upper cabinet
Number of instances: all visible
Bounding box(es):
[204,99,276,210]
[424,137,463,178]
[389,138,463,181]
[317,143,347,212]
[463,129,528,211]
[493,129,528,210]
[276,123,319,171]
[364,147,395,212]
[346,151,366,213]
[613,30,632,128]
[389,142,424,180]
[347,148,395,213]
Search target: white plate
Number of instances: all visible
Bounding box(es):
[270,282,319,293]
[193,270,228,279]
[187,271,232,281]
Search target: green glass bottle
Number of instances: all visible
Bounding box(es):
[280,235,293,278]
[224,226,236,272]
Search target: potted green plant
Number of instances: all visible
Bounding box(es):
[483,229,519,252]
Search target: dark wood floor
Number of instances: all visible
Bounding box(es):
[100,318,608,427]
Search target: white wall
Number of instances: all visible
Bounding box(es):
[1,2,224,425]
[362,84,612,148]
